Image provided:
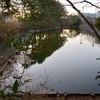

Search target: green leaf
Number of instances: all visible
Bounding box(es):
[6,37,15,47]
[12,80,19,93]
[98,83,100,86]
[0,71,3,76]
[18,37,22,42]
[97,71,100,74]
[40,83,43,87]
[96,58,100,60]
[0,90,5,98]
[50,88,54,92]
[24,79,32,83]
[95,75,100,80]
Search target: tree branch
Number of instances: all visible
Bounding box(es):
[65,0,100,9]
[66,0,100,38]
[84,0,100,9]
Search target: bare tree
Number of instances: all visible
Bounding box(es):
[66,0,100,38]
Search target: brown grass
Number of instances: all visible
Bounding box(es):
[0,18,21,41]
[0,94,100,100]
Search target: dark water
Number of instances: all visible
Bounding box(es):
[3,28,100,93]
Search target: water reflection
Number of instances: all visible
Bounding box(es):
[62,28,80,38]
[1,28,100,93]
[80,33,96,47]
[19,28,80,64]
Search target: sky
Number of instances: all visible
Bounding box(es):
[59,0,100,14]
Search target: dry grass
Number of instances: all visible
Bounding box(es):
[0,18,21,41]
[0,94,100,100]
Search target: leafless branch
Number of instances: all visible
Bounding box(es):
[64,1,84,6]
[66,0,100,38]
[83,0,100,9]
[64,0,100,9]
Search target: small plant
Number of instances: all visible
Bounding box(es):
[12,80,19,93]
[0,19,21,40]
[6,37,15,47]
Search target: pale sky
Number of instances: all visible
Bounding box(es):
[59,0,100,14]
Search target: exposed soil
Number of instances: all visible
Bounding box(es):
[0,94,100,100]
[0,47,14,67]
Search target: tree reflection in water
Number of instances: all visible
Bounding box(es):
[23,28,80,64]
[0,28,81,93]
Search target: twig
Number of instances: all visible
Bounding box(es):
[0,50,17,72]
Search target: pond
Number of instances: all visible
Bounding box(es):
[2,28,100,93]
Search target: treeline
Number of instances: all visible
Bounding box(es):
[0,0,82,40]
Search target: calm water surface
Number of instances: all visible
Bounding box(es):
[5,28,100,93]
